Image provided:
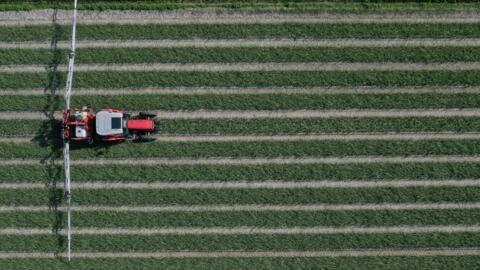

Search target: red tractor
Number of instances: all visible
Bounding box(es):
[62,106,158,143]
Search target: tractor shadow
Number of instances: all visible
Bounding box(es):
[33,5,67,258]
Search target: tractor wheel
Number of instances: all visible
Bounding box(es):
[137,135,156,142]
[139,112,157,119]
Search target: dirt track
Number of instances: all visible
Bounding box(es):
[1,225,479,235]
[2,86,480,96]
[1,203,479,212]
[2,109,480,120]
[0,249,479,258]
[4,62,480,73]
[3,38,480,49]
[2,179,480,189]
[2,9,480,26]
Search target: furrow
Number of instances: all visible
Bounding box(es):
[3,86,480,96]
[1,203,480,212]
[5,132,480,143]
[4,39,480,49]
[2,9,480,25]
[3,109,480,120]
[1,225,480,235]
[4,62,480,73]
[3,179,480,189]
[1,249,480,258]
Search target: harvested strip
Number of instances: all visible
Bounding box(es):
[3,86,480,96]
[1,203,480,212]
[5,63,480,73]
[5,39,480,49]
[1,249,480,258]
[3,9,480,26]
[7,133,480,143]
[3,179,480,189]
[1,225,480,235]
[3,109,480,120]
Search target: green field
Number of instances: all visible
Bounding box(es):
[1,1,480,269]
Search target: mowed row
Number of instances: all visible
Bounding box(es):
[0,7,480,269]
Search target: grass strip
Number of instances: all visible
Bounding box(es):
[6,47,480,65]
[158,117,480,135]
[3,117,480,137]
[5,70,480,90]
[0,232,479,252]
[2,162,480,182]
[2,209,479,228]
[3,140,480,159]
[0,187,479,205]
[4,23,480,42]
[1,1,480,11]
[2,92,480,111]
[0,257,478,270]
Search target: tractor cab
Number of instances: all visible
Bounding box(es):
[95,110,124,136]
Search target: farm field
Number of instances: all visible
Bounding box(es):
[1,1,480,269]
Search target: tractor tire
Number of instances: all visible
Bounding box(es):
[139,112,157,119]
[137,135,156,142]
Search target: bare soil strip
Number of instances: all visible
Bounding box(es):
[5,133,480,143]
[1,203,480,213]
[3,179,480,189]
[4,62,480,73]
[3,109,480,120]
[2,9,480,25]
[4,39,480,49]
[1,249,480,258]
[2,86,480,96]
[4,155,480,165]
[1,225,480,236]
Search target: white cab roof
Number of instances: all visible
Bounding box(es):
[95,111,123,136]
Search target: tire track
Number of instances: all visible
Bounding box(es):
[3,39,480,49]
[2,179,480,189]
[4,155,480,165]
[3,62,480,73]
[1,203,480,212]
[2,9,480,25]
[1,225,479,235]
[2,86,480,96]
[1,249,480,258]
[2,109,480,120]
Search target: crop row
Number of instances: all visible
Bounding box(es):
[0,232,479,252]
[1,209,479,228]
[3,117,480,136]
[2,163,480,182]
[5,47,480,65]
[3,23,480,42]
[0,1,478,12]
[3,140,480,159]
[2,92,480,111]
[0,257,477,270]
[1,187,479,205]
[5,71,480,90]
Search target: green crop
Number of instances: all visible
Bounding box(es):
[1,187,479,205]
[2,162,480,182]
[0,256,477,270]
[2,140,480,159]
[4,70,480,90]
[3,23,480,42]
[1,209,479,228]
[0,232,479,252]
[4,46,480,65]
